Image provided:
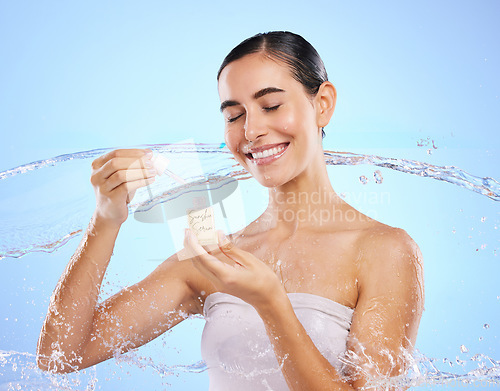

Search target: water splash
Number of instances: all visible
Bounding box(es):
[0,350,98,390]
[1,144,498,260]
[1,143,499,389]
[359,349,500,389]
[3,347,499,390]
[323,150,500,201]
[373,169,383,184]
[359,175,369,185]
[0,349,207,390]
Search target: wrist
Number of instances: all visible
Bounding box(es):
[91,210,123,232]
[255,285,291,319]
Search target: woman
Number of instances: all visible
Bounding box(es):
[37,31,424,390]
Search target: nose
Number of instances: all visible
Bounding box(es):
[244,110,268,142]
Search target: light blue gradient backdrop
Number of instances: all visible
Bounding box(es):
[1,1,499,390]
[1,1,498,172]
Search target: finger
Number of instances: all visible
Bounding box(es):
[181,230,203,260]
[111,176,156,201]
[100,156,154,180]
[91,155,154,189]
[184,229,230,278]
[92,149,152,171]
[184,228,211,258]
[184,229,231,266]
[103,167,157,192]
[216,231,247,267]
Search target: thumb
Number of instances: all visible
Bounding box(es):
[217,230,245,267]
[126,189,137,204]
[217,230,232,249]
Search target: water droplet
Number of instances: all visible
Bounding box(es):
[481,216,487,222]
[427,149,432,155]
[373,170,383,184]
[460,344,468,353]
[483,323,490,329]
[479,336,483,341]
[359,175,368,185]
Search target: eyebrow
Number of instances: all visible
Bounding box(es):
[220,87,285,112]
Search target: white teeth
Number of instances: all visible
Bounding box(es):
[251,145,286,160]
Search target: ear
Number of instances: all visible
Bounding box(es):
[314,81,337,128]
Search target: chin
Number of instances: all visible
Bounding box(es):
[254,173,290,189]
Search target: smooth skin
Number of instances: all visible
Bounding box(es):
[37,53,424,390]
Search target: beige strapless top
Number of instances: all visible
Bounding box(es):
[201,292,354,391]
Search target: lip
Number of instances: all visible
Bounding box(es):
[245,143,289,166]
[245,142,289,154]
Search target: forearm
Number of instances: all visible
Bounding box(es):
[37,212,120,371]
[257,296,354,391]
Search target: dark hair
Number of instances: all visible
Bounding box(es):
[217,31,329,138]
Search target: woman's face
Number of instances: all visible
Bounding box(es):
[218,53,324,188]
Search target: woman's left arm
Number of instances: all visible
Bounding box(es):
[342,227,424,389]
[184,227,424,391]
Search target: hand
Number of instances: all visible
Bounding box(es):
[183,229,286,311]
[90,149,156,227]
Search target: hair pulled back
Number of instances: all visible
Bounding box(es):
[217,31,329,138]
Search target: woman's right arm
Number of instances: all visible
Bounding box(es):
[36,149,205,373]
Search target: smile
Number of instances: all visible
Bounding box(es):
[246,143,289,165]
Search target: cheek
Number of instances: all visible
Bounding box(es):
[276,110,295,134]
[277,106,311,135]
[224,128,242,156]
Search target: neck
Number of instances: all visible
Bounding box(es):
[263,151,345,233]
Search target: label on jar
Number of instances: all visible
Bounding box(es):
[187,206,218,245]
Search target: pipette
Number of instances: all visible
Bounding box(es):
[151,153,187,184]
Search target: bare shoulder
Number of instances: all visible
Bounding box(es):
[356,223,424,299]
[358,223,422,257]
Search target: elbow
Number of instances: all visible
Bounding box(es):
[35,346,69,374]
[36,350,82,374]
[36,353,53,373]
[36,332,52,372]
[36,336,82,374]
[35,345,55,373]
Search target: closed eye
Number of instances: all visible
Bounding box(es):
[227,113,244,123]
[263,105,280,112]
